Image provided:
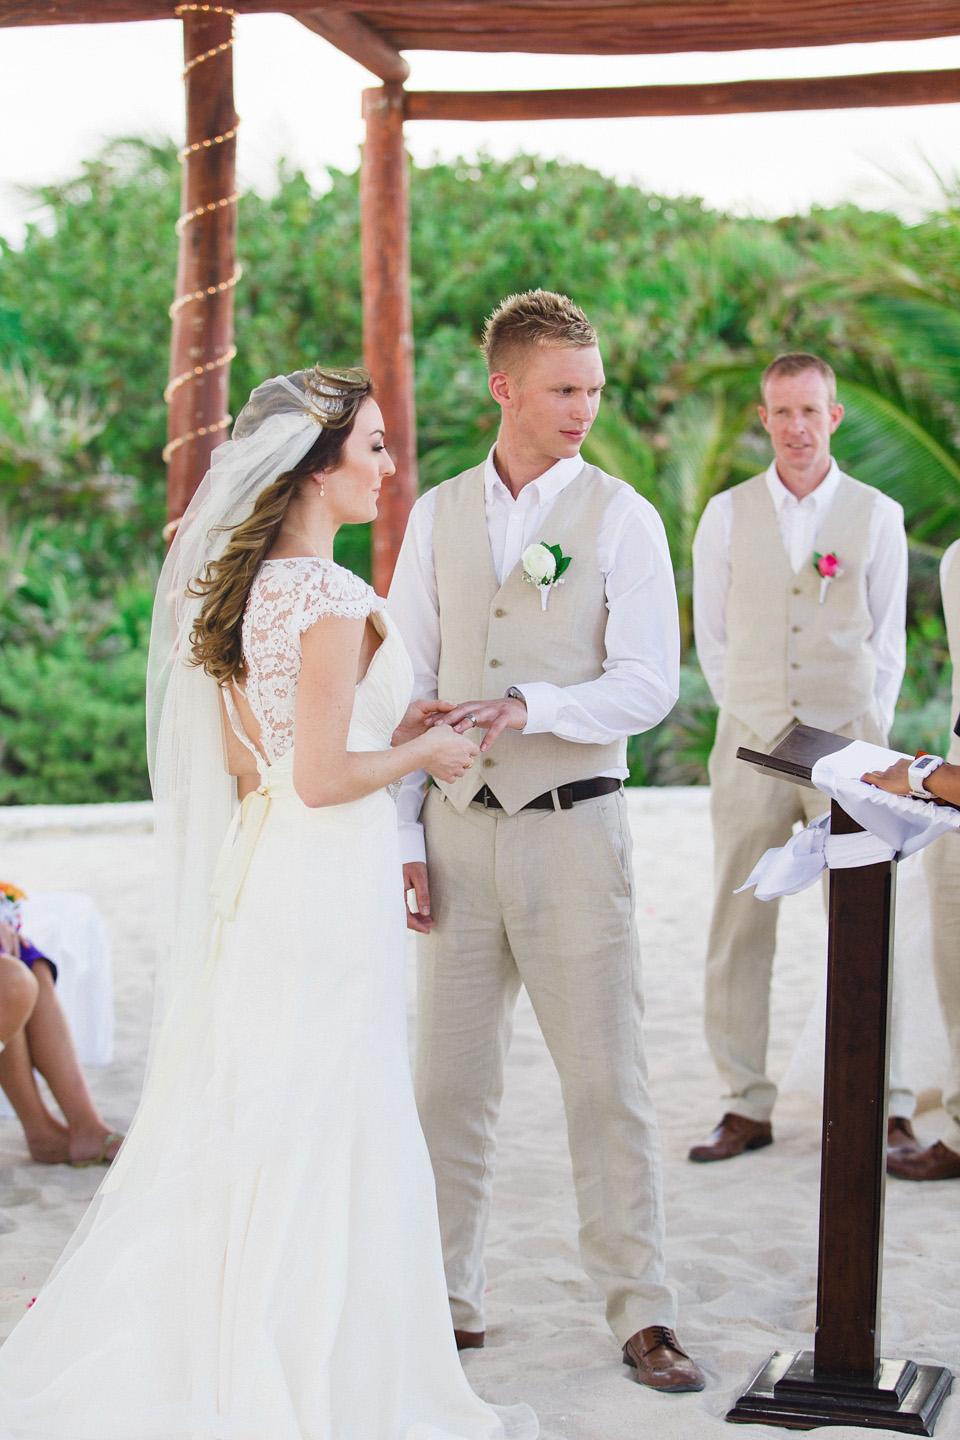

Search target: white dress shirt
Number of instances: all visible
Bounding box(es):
[388,450,681,863]
[692,458,907,734]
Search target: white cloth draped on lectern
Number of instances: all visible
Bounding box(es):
[737,740,960,902]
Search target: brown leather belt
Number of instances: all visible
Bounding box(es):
[472,776,622,812]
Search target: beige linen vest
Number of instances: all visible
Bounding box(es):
[941,543,960,765]
[432,462,626,814]
[722,472,877,742]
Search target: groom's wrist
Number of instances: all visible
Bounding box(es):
[504,683,553,734]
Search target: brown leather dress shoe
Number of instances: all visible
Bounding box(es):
[623,1326,705,1393]
[688,1113,772,1163]
[454,1329,485,1350]
[887,1115,922,1157]
[887,1140,960,1181]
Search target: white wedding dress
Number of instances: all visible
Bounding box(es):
[0,557,537,1440]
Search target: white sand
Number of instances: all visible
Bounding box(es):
[1,790,958,1439]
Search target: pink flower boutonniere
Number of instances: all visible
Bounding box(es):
[813,551,841,604]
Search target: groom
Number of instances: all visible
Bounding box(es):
[388,289,703,1392]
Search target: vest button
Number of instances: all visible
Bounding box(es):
[791,700,800,707]
[489,658,501,668]
[791,662,800,669]
[791,624,800,633]
[482,757,494,768]
[494,607,506,618]
[792,587,801,595]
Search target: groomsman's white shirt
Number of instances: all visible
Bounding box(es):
[692,458,907,735]
[388,449,681,864]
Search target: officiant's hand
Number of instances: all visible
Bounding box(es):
[862,756,960,804]
[860,758,912,795]
[392,698,457,748]
[403,862,434,933]
[441,697,528,751]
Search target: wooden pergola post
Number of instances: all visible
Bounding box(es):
[164,2,239,533]
[361,81,416,596]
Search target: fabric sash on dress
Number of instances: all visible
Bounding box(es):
[209,784,271,921]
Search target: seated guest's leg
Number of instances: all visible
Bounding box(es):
[21,960,122,1166]
[0,1026,72,1165]
[0,952,39,1044]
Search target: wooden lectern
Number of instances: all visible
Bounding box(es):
[725,723,952,1434]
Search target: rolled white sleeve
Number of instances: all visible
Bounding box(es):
[387,492,439,866]
[866,493,907,735]
[512,490,680,741]
[691,493,732,708]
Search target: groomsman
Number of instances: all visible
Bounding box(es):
[689,351,914,1162]
[888,539,960,1180]
[389,290,704,1392]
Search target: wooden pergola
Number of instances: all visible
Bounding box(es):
[4,2,960,593]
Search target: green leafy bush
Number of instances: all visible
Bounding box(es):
[0,636,148,803]
[627,662,718,786]
[1,141,959,801]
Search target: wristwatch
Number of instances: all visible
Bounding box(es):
[505,686,525,703]
[907,753,945,798]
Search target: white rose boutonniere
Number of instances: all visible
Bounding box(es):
[521,542,572,611]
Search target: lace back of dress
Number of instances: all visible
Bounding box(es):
[241,556,377,764]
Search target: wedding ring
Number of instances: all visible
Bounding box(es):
[466,713,478,727]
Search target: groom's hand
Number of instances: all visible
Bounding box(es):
[403,862,434,933]
[442,697,528,751]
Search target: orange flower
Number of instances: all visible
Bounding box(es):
[0,881,26,904]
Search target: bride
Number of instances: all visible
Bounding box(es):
[0,366,538,1440]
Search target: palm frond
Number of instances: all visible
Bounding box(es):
[830,376,960,546]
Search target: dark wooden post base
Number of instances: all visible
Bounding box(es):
[729,726,953,1433]
[727,1350,951,1432]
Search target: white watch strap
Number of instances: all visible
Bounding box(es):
[907,754,945,798]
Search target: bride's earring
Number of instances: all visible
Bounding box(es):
[319,475,325,498]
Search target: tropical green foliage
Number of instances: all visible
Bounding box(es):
[1,140,958,800]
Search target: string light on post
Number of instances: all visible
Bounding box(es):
[165,2,240,532]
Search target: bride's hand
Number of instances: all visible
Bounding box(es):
[417,725,480,784]
[392,698,457,747]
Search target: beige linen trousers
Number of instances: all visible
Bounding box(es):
[415,783,676,1344]
[702,708,925,1123]
[923,540,960,1154]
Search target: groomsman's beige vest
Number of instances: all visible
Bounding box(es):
[943,547,960,767]
[723,472,877,743]
[432,462,626,814]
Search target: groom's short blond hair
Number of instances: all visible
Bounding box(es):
[482,290,597,378]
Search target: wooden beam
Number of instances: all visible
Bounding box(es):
[404,67,960,123]
[165,4,239,530]
[355,11,960,58]
[9,0,960,57]
[6,0,960,57]
[296,8,408,82]
[361,82,416,596]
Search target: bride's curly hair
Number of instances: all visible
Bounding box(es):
[188,366,374,684]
